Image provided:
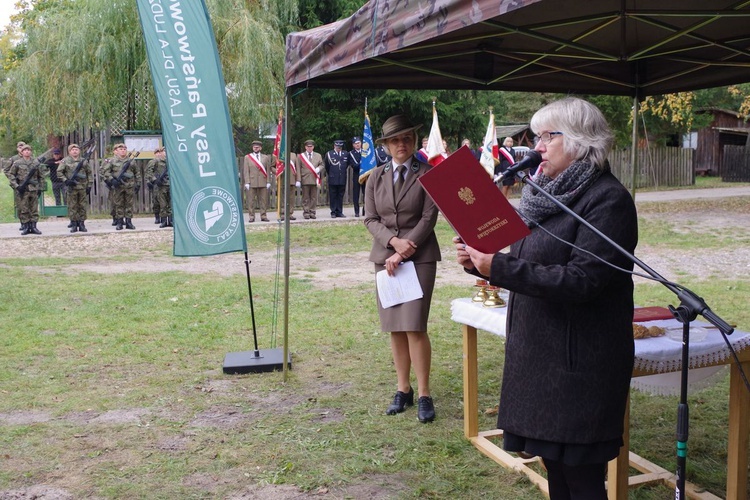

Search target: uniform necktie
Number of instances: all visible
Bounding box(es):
[308,153,312,159]
[394,165,406,198]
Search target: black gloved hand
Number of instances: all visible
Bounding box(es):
[65,179,76,187]
[110,178,120,188]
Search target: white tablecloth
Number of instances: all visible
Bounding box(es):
[451,297,750,395]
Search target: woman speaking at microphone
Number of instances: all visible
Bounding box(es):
[455,97,638,499]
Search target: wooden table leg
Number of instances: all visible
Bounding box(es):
[608,395,630,499]
[463,324,478,439]
[726,360,750,500]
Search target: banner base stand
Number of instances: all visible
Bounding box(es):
[222,349,291,374]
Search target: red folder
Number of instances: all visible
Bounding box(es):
[419,145,530,254]
[633,306,674,322]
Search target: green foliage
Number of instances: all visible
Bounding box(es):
[0,0,296,144]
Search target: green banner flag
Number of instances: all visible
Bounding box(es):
[137,0,246,256]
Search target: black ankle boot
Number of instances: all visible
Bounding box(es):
[29,222,41,235]
[154,215,161,224]
[125,218,135,230]
[78,221,87,232]
[70,221,79,233]
[21,223,30,235]
[67,221,74,228]
[112,217,117,226]
[160,217,168,228]
[116,218,124,230]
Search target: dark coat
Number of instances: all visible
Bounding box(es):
[324,149,349,186]
[489,171,637,444]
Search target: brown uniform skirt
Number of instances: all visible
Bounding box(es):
[374,261,437,332]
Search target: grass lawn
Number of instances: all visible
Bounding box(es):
[1,185,749,498]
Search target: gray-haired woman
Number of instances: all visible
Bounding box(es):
[456,97,637,499]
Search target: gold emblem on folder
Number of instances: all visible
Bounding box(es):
[458,187,475,205]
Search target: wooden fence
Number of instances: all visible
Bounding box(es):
[721,146,750,182]
[608,147,694,189]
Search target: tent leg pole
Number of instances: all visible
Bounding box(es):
[630,95,640,200]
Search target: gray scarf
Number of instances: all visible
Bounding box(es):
[518,159,605,227]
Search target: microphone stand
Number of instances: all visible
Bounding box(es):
[510,170,735,499]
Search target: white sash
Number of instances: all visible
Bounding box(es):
[299,153,321,185]
[246,153,268,178]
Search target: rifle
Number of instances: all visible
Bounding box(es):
[15,163,40,196]
[154,161,169,187]
[64,139,97,188]
[106,150,140,188]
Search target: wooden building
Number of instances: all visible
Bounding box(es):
[693,108,750,176]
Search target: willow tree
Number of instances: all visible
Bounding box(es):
[0,0,296,142]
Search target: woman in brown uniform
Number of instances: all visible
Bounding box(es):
[364,115,441,423]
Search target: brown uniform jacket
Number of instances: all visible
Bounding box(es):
[364,157,441,265]
[243,152,275,188]
[297,151,325,185]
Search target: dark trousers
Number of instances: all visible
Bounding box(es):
[351,170,365,215]
[52,181,66,205]
[542,459,607,500]
[329,184,345,216]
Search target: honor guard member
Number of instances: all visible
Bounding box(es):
[348,136,365,217]
[4,141,27,231]
[145,150,162,225]
[374,143,391,167]
[242,140,274,222]
[324,139,349,218]
[104,143,140,230]
[278,151,301,221]
[297,139,325,219]
[57,144,93,233]
[145,146,172,227]
[9,144,44,235]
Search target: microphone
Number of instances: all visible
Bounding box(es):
[493,150,542,183]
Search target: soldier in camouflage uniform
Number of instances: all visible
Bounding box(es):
[145,146,172,228]
[145,148,162,225]
[4,141,27,231]
[104,143,140,230]
[8,144,44,235]
[57,143,93,233]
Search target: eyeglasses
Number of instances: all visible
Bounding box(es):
[533,131,563,146]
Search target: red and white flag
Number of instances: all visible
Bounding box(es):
[425,102,446,166]
[272,111,284,176]
[479,111,499,177]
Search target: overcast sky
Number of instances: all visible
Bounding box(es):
[0,0,19,31]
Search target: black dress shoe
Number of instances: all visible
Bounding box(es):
[417,396,435,423]
[386,387,414,415]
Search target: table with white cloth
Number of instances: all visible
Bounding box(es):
[451,297,750,499]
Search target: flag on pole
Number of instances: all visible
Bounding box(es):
[425,101,446,166]
[479,110,500,177]
[359,110,377,183]
[273,110,285,176]
[136,0,246,256]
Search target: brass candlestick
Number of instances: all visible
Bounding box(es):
[473,279,489,303]
[483,286,506,308]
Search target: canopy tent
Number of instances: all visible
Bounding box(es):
[278,1,750,386]
[285,0,750,97]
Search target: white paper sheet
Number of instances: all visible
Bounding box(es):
[376,261,424,308]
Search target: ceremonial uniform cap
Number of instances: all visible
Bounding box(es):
[376,115,422,144]
[304,139,315,146]
[352,136,361,143]
[333,139,345,147]
[252,140,263,146]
